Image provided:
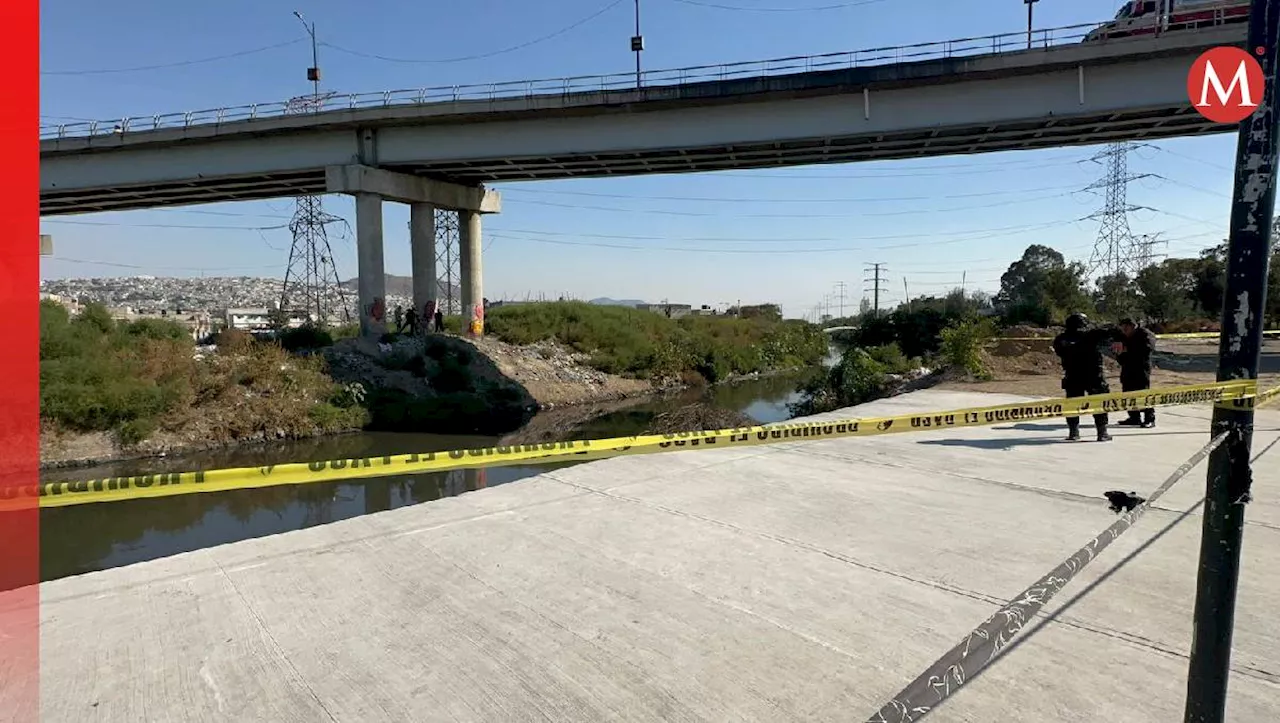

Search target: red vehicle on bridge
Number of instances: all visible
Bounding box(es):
[1084,0,1251,42]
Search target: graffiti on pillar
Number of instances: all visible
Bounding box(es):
[367,297,386,324]
[469,302,485,336]
[422,300,438,333]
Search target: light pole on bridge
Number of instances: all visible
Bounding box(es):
[631,0,645,89]
[293,11,321,102]
[1024,0,1040,50]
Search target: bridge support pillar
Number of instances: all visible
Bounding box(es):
[459,209,484,337]
[355,193,387,338]
[326,165,500,338]
[409,202,438,332]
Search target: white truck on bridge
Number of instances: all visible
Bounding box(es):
[1086,0,1250,42]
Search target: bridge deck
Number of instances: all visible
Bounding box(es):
[32,390,1280,722]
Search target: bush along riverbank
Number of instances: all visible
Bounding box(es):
[39,301,370,467]
[40,300,832,467]
[485,301,830,384]
[793,316,995,416]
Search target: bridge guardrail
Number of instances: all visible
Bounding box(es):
[40,19,1228,142]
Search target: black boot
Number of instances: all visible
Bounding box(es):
[1142,410,1156,428]
[1117,414,1142,427]
[1066,418,1081,441]
[1096,422,1113,442]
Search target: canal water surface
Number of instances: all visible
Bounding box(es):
[40,369,827,581]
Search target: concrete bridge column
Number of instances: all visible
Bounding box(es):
[355,193,387,337]
[325,164,500,339]
[460,209,484,337]
[408,202,438,332]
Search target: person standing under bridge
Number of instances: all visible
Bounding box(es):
[1053,312,1116,442]
[1113,317,1157,428]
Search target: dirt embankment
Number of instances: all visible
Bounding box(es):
[40,334,682,469]
[468,337,671,408]
[938,326,1280,397]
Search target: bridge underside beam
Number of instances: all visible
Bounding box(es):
[333,166,495,339]
[324,164,500,213]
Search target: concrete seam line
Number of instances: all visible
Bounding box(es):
[20,380,1260,510]
[864,385,1280,721]
[863,427,1232,722]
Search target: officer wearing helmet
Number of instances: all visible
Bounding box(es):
[1052,312,1119,442]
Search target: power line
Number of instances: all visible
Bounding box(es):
[669,0,888,11]
[498,180,1086,203]
[321,0,627,64]
[41,39,306,76]
[42,219,289,231]
[41,256,284,273]
[505,190,1083,218]
[490,216,1080,244]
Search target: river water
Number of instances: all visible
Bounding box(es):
[40,363,832,581]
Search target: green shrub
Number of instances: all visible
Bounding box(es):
[939,318,995,379]
[124,318,191,342]
[791,347,890,416]
[865,343,916,374]
[485,302,827,383]
[278,325,334,352]
[40,301,369,447]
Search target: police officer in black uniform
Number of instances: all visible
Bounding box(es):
[1053,312,1116,442]
[1114,317,1157,428]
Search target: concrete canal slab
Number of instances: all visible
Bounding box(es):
[38,390,1280,722]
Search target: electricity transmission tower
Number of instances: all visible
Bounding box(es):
[278,13,348,325]
[435,210,461,315]
[864,263,887,317]
[1085,142,1150,278]
[834,281,848,318]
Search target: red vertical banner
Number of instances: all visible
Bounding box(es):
[0,0,41,720]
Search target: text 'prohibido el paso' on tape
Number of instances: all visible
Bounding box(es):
[10,380,1267,510]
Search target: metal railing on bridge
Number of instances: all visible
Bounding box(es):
[39,17,1232,142]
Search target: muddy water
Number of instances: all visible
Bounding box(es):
[40,367,827,581]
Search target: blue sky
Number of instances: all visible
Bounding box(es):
[39,0,1238,318]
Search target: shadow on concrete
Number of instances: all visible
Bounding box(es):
[917,437,1069,450]
[954,435,1280,701]
[998,423,1069,432]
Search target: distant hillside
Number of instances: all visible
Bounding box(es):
[589,297,647,307]
[341,274,460,300]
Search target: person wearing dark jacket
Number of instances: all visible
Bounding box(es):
[1053,312,1117,442]
[1113,317,1157,428]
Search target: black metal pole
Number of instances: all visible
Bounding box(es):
[634,0,642,89]
[1025,0,1037,50]
[1184,2,1280,721]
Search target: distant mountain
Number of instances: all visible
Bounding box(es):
[589,297,647,307]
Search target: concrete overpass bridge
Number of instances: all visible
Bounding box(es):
[40,20,1247,337]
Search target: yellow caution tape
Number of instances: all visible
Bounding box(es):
[9,380,1266,510]
[995,330,1280,342]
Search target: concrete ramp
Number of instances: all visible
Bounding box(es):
[38,390,1280,722]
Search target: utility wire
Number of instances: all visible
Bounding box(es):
[321,0,627,64]
[43,256,286,272]
[498,182,1086,204]
[41,39,305,76]
[507,190,1083,218]
[42,219,289,231]
[668,0,889,11]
